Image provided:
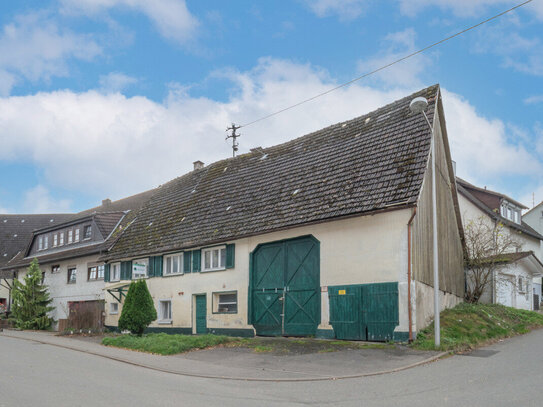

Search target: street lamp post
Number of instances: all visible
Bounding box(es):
[409,96,440,348]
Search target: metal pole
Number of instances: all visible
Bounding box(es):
[424,111,440,347]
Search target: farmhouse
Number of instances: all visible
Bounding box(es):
[3,191,155,330]
[102,84,465,341]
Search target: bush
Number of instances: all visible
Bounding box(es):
[118,280,157,335]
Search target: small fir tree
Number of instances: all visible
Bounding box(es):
[10,259,54,330]
[118,279,157,335]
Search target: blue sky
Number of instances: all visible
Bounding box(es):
[0,0,542,214]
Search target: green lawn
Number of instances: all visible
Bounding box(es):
[102,333,233,355]
[412,303,543,352]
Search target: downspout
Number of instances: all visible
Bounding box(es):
[407,207,417,342]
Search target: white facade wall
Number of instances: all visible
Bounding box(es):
[106,209,414,336]
[17,254,105,329]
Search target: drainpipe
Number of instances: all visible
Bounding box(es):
[407,207,417,342]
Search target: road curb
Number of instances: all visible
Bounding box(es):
[0,331,447,382]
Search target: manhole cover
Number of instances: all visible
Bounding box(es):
[462,349,499,358]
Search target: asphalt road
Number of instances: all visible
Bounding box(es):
[1,329,542,407]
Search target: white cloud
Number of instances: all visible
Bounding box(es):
[302,0,370,20]
[0,12,101,95]
[398,0,543,19]
[0,57,540,207]
[22,185,72,214]
[99,72,138,92]
[60,0,199,44]
[357,28,432,87]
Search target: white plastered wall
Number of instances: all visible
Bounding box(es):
[105,208,413,335]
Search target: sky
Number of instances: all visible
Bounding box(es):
[0,0,542,214]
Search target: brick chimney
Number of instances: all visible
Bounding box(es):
[102,198,112,206]
[193,160,204,170]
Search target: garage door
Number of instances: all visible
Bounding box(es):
[250,236,320,337]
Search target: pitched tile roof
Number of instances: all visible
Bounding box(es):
[104,84,440,260]
[457,179,543,241]
[0,214,73,267]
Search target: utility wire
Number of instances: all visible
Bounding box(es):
[239,0,533,129]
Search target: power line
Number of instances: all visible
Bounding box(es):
[239,0,533,129]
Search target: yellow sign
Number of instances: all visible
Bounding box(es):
[338,289,346,295]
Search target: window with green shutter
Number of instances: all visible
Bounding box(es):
[183,251,192,273]
[120,261,132,280]
[104,263,111,282]
[148,256,163,277]
[192,250,201,272]
[226,244,235,269]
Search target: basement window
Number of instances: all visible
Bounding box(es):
[202,246,226,272]
[110,303,119,315]
[158,300,172,323]
[213,292,237,314]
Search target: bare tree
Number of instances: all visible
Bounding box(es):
[464,216,522,303]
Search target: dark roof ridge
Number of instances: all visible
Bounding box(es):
[456,177,527,209]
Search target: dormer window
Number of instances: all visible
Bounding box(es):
[43,235,48,249]
[501,201,521,224]
[84,225,92,239]
[75,228,80,242]
[38,236,43,251]
[53,234,58,247]
[59,232,64,246]
[68,230,73,244]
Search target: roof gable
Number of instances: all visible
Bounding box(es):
[105,85,440,260]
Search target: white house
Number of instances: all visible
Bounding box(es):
[102,84,466,341]
[523,201,543,306]
[457,178,543,310]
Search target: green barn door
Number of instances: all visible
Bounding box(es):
[328,286,364,340]
[251,236,320,337]
[361,283,399,342]
[283,238,320,336]
[195,295,207,334]
[251,242,285,336]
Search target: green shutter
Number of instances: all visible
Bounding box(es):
[183,252,192,273]
[226,244,235,269]
[148,257,155,278]
[121,261,132,280]
[154,256,163,277]
[104,263,110,282]
[192,250,201,272]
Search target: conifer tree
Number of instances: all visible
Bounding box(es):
[118,279,157,335]
[10,259,54,330]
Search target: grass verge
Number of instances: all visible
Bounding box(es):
[412,303,543,352]
[102,333,233,355]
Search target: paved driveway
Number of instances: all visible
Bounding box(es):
[1,329,542,406]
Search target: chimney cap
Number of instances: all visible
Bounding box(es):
[193,160,204,170]
[102,198,112,206]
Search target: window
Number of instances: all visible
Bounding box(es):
[67,268,77,284]
[38,236,43,250]
[41,271,46,284]
[44,235,48,249]
[507,208,512,220]
[501,205,506,217]
[88,265,105,281]
[111,263,121,282]
[202,246,226,271]
[110,303,119,315]
[518,276,524,293]
[213,292,237,313]
[74,228,80,242]
[158,300,172,322]
[163,253,184,275]
[51,265,60,274]
[97,264,104,280]
[132,258,149,279]
[53,234,58,247]
[84,225,92,239]
[68,230,73,244]
[59,232,64,246]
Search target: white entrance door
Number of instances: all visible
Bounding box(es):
[496,273,516,308]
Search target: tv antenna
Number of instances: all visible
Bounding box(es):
[226,123,241,157]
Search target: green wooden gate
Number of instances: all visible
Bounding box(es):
[329,282,399,341]
[195,294,207,334]
[250,236,320,337]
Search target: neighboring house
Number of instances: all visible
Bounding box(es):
[2,191,155,330]
[101,84,465,341]
[0,214,73,312]
[523,200,543,305]
[457,178,543,310]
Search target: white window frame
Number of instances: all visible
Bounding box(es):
[53,234,58,247]
[202,246,227,272]
[213,291,238,314]
[74,228,80,242]
[84,225,92,240]
[109,302,119,315]
[163,253,184,276]
[132,258,149,279]
[158,299,172,323]
[111,262,121,282]
[38,236,43,251]
[59,232,64,246]
[68,229,73,244]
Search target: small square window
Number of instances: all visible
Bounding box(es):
[51,265,60,274]
[110,303,119,315]
[213,292,237,313]
[84,225,92,239]
[158,300,172,322]
[67,268,77,284]
[163,253,184,275]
